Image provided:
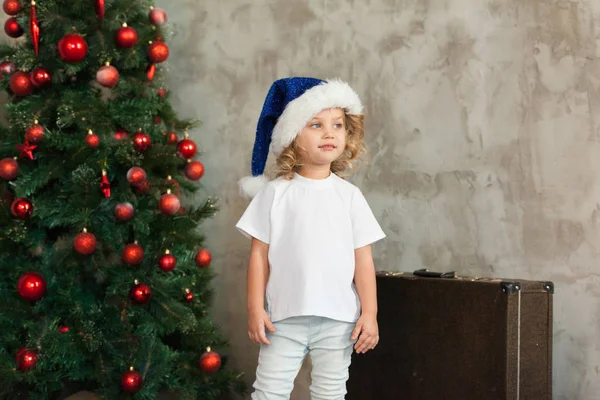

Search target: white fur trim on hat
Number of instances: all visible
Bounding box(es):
[269,79,363,156]
[238,174,269,199]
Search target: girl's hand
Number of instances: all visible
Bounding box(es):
[351,313,379,354]
[248,308,276,345]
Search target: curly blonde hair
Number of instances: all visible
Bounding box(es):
[272,112,366,180]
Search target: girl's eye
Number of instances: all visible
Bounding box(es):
[334,123,343,129]
[310,123,321,129]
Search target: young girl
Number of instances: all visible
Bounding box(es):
[236,77,386,400]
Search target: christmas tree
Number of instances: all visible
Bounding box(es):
[0,1,244,398]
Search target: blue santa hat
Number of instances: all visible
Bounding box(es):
[239,77,364,198]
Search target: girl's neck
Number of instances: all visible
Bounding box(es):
[296,164,332,180]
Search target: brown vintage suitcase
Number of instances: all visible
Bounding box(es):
[346,270,553,400]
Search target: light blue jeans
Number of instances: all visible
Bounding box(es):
[251,315,357,400]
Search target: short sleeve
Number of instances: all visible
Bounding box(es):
[351,188,386,249]
[235,183,275,244]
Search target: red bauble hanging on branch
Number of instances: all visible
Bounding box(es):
[3,0,22,15]
[133,130,151,152]
[29,67,51,87]
[122,242,144,266]
[165,131,177,144]
[25,120,44,143]
[17,272,46,301]
[85,129,100,148]
[4,17,23,38]
[195,248,212,268]
[176,134,197,159]
[184,160,204,181]
[126,166,146,187]
[100,169,110,198]
[58,33,88,63]
[30,0,39,55]
[147,40,169,63]
[158,249,176,272]
[15,348,37,371]
[199,347,221,373]
[96,62,119,88]
[0,60,16,77]
[148,6,167,25]
[115,23,137,48]
[115,202,134,221]
[11,197,33,219]
[159,189,180,215]
[184,288,194,302]
[114,128,128,141]
[9,71,32,96]
[94,0,104,18]
[73,228,96,255]
[129,281,151,304]
[121,367,143,392]
[0,157,18,180]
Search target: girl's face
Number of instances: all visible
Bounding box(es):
[296,108,347,168]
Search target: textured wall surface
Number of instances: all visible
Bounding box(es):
[3,0,591,398]
[160,0,600,399]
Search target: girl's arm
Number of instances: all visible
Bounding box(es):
[351,244,379,353]
[247,237,276,344]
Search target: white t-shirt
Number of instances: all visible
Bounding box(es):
[235,172,386,323]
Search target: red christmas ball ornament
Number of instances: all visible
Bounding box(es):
[58,325,70,333]
[17,272,46,301]
[85,129,100,148]
[11,197,33,219]
[29,67,51,87]
[195,248,212,268]
[148,6,167,25]
[73,228,96,255]
[158,249,176,272]
[135,180,150,194]
[57,33,88,63]
[122,242,144,266]
[9,71,32,96]
[114,128,128,140]
[0,157,18,180]
[96,62,119,88]
[115,23,137,48]
[157,87,167,98]
[165,131,178,144]
[147,41,169,63]
[126,166,146,187]
[129,281,151,304]
[0,60,16,77]
[164,175,180,195]
[121,367,143,392]
[133,131,151,152]
[3,0,21,15]
[15,348,37,371]
[25,121,45,143]
[184,288,193,302]
[114,202,134,221]
[159,190,180,215]
[184,160,204,181]
[199,348,221,373]
[177,136,197,159]
[154,116,161,125]
[4,17,23,38]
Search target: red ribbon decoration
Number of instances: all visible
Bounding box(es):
[30,1,39,55]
